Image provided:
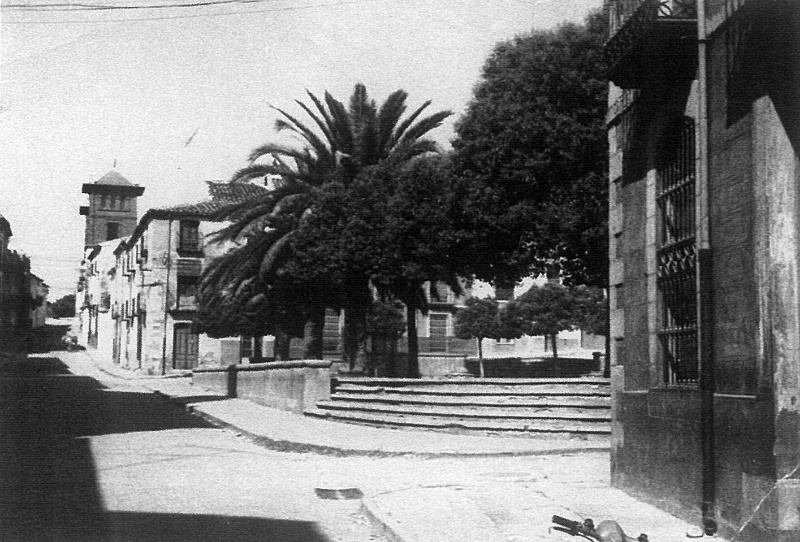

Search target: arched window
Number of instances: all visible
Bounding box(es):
[656,116,697,385]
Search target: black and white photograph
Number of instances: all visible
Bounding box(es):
[1,1,798,540]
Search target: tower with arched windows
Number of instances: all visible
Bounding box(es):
[79,171,145,248]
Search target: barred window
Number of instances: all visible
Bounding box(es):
[657,117,698,385]
[179,220,201,254]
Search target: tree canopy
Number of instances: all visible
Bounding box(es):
[198,84,452,363]
[451,10,608,288]
[505,283,605,358]
[286,155,465,376]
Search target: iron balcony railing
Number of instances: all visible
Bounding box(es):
[605,0,698,87]
[608,0,697,35]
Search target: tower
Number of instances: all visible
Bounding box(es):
[79,171,145,248]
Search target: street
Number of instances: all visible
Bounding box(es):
[0,328,614,542]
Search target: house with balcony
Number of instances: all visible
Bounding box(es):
[605,0,799,539]
[110,181,267,374]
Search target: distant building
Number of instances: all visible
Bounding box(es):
[28,274,49,329]
[79,170,145,248]
[605,0,799,539]
[99,181,265,373]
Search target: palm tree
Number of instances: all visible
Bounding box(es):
[204,84,451,365]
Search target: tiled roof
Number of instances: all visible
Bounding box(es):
[127,181,268,246]
[146,182,267,219]
[207,181,267,202]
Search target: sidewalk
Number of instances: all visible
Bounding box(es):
[90,354,719,542]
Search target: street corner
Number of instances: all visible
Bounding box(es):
[361,486,507,542]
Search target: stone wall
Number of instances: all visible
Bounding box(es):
[192,360,332,414]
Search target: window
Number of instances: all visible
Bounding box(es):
[657,117,697,385]
[106,222,120,240]
[179,220,201,254]
[176,275,198,310]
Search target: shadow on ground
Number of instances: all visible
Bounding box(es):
[0,348,327,542]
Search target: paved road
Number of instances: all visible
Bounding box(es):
[0,349,390,542]
[2,326,638,542]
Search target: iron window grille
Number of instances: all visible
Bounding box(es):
[656,117,698,385]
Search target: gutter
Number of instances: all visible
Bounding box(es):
[696,1,717,536]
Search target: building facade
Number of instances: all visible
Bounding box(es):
[108,182,266,373]
[79,170,145,248]
[28,274,49,329]
[605,0,799,539]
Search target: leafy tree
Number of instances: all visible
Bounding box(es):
[505,283,605,358]
[454,296,508,378]
[451,10,608,288]
[204,84,451,366]
[49,294,75,319]
[287,155,464,377]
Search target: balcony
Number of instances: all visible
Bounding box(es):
[605,0,698,88]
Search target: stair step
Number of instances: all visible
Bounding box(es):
[317,400,610,421]
[305,409,611,435]
[329,393,610,409]
[335,384,610,397]
[335,377,610,388]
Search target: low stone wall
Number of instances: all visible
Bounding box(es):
[418,354,468,377]
[192,360,332,414]
[464,356,601,378]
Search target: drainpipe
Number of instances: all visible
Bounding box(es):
[696,1,717,536]
[161,219,172,375]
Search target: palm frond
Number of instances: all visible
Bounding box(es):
[348,83,376,121]
[386,139,440,165]
[271,106,333,164]
[246,143,312,166]
[306,90,339,144]
[324,90,354,153]
[391,99,431,146]
[397,110,453,148]
[295,98,335,146]
[377,89,408,151]
[259,231,295,278]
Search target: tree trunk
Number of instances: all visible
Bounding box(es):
[477,337,485,378]
[343,304,366,371]
[406,304,419,378]
[253,335,263,362]
[273,328,291,361]
[301,308,325,359]
[551,333,558,359]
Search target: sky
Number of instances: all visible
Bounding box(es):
[1,0,601,299]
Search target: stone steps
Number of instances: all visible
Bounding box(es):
[310,377,612,436]
[305,408,610,436]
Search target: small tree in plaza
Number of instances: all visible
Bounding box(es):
[454,297,505,378]
[505,283,605,359]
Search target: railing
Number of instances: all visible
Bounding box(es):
[608,0,697,36]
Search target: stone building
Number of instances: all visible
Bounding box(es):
[605,0,799,539]
[28,274,49,329]
[110,182,266,373]
[79,170,145,248]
